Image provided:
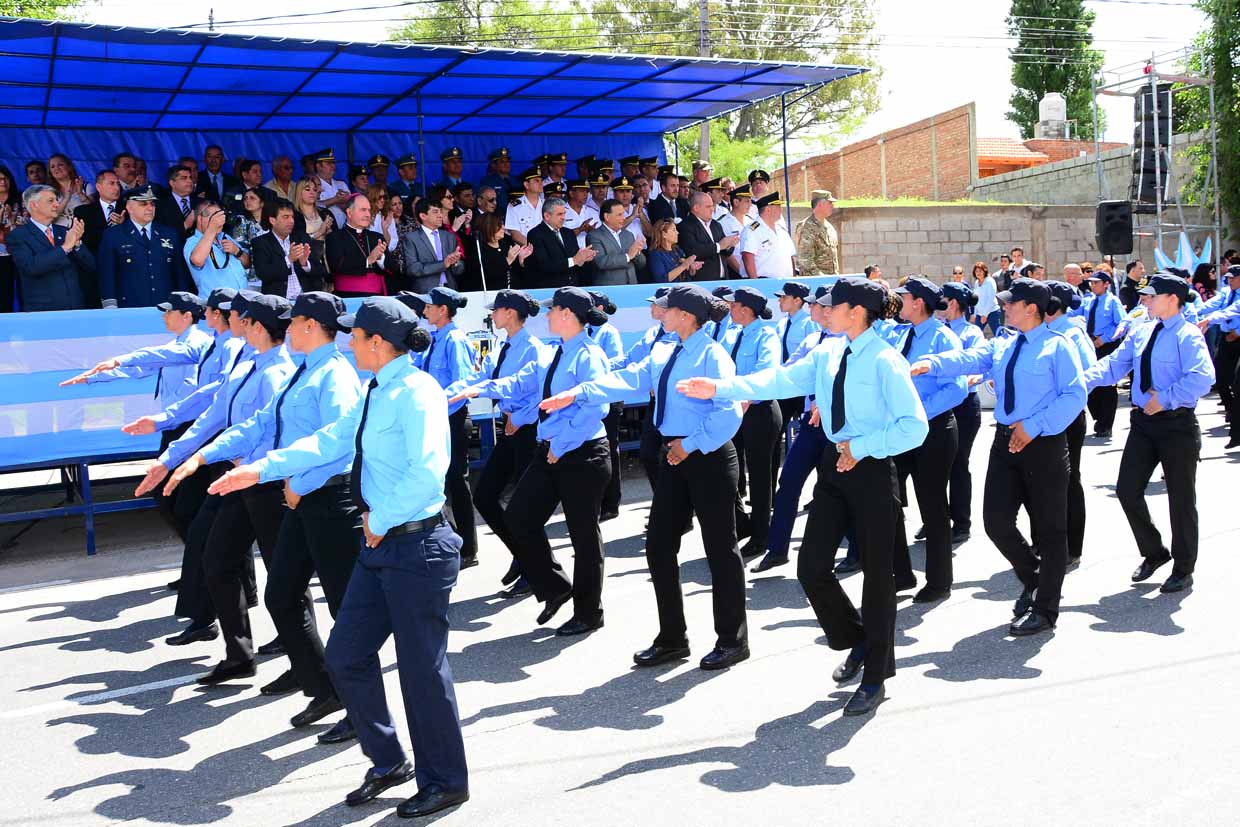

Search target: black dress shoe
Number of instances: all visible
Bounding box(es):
[633,643,690,667]
[1226,438,1240,451]
[536,590,572,625]
[832,654,863,683]
[700,643,750,671]
[345,761,415,807]
[912,585,950,604]
[1009,610,1054,636]
[843,684,885,716]
[256,638,285,657]
[459,554,479,570]
[1095,429,1112,439]
[167,579,181,591]
[556,617,603,636]
[1067,553,1082,568]
[196,659,256,685]
[165,622,218,646]
[894,574,917,592]
[260,669,300,697]
[1013,585,1035,618]
[500,559,521,586]
[834,557,862,575]
[1160,572,1193,593]
[600,509,620,522]
[738,539,764,558]
[735,516,752,542]
[317,716,357,745]
[291,695,345,728]
[1131,552,1172,583]
[913,525,926,540]
[951,528,971,543]
[751,553,788,573]
[396,784,470,818]
[499,577,532,599]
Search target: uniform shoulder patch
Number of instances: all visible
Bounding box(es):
[748,221,760,231]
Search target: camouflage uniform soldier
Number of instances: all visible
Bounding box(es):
[795,189,840,276]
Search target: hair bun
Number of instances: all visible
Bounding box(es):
[407,327,432,352]
[457,296,468,309]
[585,308,609,327]
[526,298,541,317]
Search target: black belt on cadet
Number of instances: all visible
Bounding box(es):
[322,473,349,487]
[386,512,445,537]
[1133,406,1194,420]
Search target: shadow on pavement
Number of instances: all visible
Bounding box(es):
[896,623,1053,682]
[1060,583,1189,636]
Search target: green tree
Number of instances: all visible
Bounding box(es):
[1005,0,1104,140]
[0,0,87,18]
[388,0,587,50]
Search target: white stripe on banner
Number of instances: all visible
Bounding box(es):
[0,334,170,376]
[0,393,161,438]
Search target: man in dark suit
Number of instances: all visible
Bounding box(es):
[96,184,189,308]
[222,159,268,215]
[401,197,465,294]
[252,198,327,298]
[678,191,739,281]
[75,170,127,253]
[646,170,690,224]
[9,185,94,311]
[587,199,645,286]
[523,198,596,289]
[155,165,200,241]
[197,145,238,204]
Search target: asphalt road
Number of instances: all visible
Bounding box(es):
[1,397,1237,826]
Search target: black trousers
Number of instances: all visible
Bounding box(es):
[646,438,747,649]
[948,393,982,533]
[0,255,16,312]
[639,405,661,491]
[504,439,611,625]
[733,401,782,547]
[1115,408,1201,574]
[473,422,538,558]
[1065,411,1087,560]
[778,396,806,443]
[444,407,478,560]
[1087,340,1122,433]
[982,427,1069,622]
[155,424,213,542]
[895,411,958,591]
[1215,336,1240,440]
[204,483,286,663]
[174,489,257,626]
[265,482,360,700]
[602,403,623,513]
[797,442,898,686]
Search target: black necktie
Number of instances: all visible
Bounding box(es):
[1139,322,1164,394]
[808,331,828,403]
[781,318,792,362]
[539,346,564,423]
[180,197,191,217]
[654,344,684,429]
[1226,290,1237,308]
[831,346,850,433]
[730,329,745,362]
[714,321,727,342]
[1003,334,1026,416]
[153,368,162,400]
[492,342,510,379]
[272,362,307,449]
[1087,296,1099,337]
[351,378,378,512]
[196,339,217,384]
[901,328,914,358]
[422,335,435,370]
[141,226,149,241]
[227,363,257,427]
[587,326,595,338]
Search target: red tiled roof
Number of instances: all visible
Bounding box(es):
[976,137,1049,162]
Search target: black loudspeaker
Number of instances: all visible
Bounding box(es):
[1096,200,1134,255]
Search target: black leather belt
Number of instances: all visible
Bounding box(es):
[1134,407,1194,419]
[321,473,349,487]
[386,512,444,537]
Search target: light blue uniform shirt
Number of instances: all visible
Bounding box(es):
[445,326,546,428]
[183,231,249,297]
[713,326,929,460]
[577,328,742,455]
[86,324,213,409]
[872,318,909,348]
[202,342,362,495]
[615,322,676,370]
[705,318,737,345]
[1048,315,1098,373]
[472,329,609,457]
[422,321,476,415]
[1201,285,1240,332]
[255,356,448,535]
[896,318,967,419]
[776,305,817,363]
[153,340,252,431]
[1084,310,1215,410]
[947,316,986,396]
[921,323,1086,438]
[725,318,781,376]
[1081,290,1125,342]
[587,321,624,368]
[160,344,296,469]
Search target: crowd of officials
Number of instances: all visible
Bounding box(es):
[33,143,1240,820]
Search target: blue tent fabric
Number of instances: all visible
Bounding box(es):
[0,18,864,176]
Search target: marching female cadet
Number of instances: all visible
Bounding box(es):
[587,290,625,521]
[444,289,545,597]
[139,294,298,682]
[679,277,928,716]
[891,277,966,603]
[773,281,817,426]
[173,292,365,743]
[542,284,748,670]
[1045,281,1097,566]
[910,279,1086,637]
[725,285,783,557]
[210,297,470,819]
[940,282,985,544]
[1081,271,1126,437]
[1085,274,1215,594]
[419,286,480,568]
[450,287,611,636]
[704,285,738,344]
[618,287,677,491]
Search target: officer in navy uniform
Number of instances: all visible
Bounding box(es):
[210,297,470,819]
[438,146,465,189]
[479,147,517,218]
[96,184,190,308]
[389,153,425,202]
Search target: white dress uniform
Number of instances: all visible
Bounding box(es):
[741,219,796,279]
[317,176,351,228]
[503,195,544,239]
[718,211,748,278]
[563,203,600,232]
[712,203,730,222]
[747,202,787,231]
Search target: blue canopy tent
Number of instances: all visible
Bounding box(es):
[0,17,866,185]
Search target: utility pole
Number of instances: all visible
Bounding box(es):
[698,0,710,163]
[208,8,215,32]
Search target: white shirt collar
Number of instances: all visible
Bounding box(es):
[132,220,152,233]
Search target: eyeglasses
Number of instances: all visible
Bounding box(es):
[481,196,496,203]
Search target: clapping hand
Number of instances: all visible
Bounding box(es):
[572,247,597,265]
[109,208,127,226]
[720,233,740,250]
[517,243,534,264]
[366,243,385,266]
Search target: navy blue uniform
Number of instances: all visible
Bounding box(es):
[97,219,190,308]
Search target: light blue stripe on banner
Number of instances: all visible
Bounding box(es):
[0,306,181,342]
